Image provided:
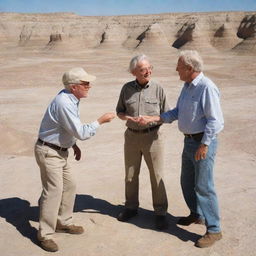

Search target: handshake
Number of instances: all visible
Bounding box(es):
[127,115,161,126]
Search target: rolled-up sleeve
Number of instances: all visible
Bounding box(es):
[116,88,126,114]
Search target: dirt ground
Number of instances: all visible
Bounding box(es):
[0,35,256,256]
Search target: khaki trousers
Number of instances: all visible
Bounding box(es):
[124,128,168,215]
[34,142,76,241]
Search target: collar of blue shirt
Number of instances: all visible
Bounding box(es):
[190,72,204,87]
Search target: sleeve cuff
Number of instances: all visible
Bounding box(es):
[92,120,100,129]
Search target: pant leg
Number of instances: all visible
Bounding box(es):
[181,141,198,216]
[124,129,142,209]
[57,160,76,226]
[34,143,68,241]
[142,130,168,215]
[194,138,221,233]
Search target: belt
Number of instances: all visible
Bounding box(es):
[128,125,161,134]
[184,132,204,142]
[37,138,68,151]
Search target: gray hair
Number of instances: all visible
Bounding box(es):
[64,83,72,91]
[179,50,203,72]
[129,54,149,73]
[63,83,80,91]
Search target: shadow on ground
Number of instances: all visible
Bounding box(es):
[0,195,201,247]
[75,194,201,243]
[0,197,39,245]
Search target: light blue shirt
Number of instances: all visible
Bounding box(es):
[160,73,224,145]
[38,89,100,148]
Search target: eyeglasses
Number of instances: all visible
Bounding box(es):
[79,82,90,87]
[139,65,153,73]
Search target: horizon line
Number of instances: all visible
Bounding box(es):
[1,9,256,17]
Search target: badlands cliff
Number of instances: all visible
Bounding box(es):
[0,11,255,54]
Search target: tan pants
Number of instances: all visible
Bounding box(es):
[34,142,76,241]
[124,128,168,215]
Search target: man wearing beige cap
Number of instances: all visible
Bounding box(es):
[34,67,115,252]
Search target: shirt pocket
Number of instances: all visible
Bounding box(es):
[190,100,199,118]
[144,97,159,115]
[183,99,200,120]
[125,98,137,115]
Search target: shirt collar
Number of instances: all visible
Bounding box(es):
[62,89,80,105]
[190,72,204,87]
[135,79,151,89]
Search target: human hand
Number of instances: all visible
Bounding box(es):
[137,116,150,126]
[117,113,140,123]
[195,144,208,161]
[72,143,81,161]
[137,115,160,126]
[98,112,116,124]
[127,116,140,122]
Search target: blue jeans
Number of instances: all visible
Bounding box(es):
[181,137,221,233]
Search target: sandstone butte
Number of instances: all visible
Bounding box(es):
[0,11,255,54]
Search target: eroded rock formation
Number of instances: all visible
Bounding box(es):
[0,11,255,54]
[172,21,195,49]
[233,14,256,53]
[237,14,256,39]
[136,23,171,49]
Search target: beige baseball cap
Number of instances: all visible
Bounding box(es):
[62,67,96,85]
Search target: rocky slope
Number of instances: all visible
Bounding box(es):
[0,11,255,53]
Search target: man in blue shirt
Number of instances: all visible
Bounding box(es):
[138,50,224,248]
[34,67,115,252]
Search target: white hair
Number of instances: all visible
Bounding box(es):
[129,54,150,73]
[179,50,203,72]
[63,82,79,91]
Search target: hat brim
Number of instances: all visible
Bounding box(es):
[80,74,96,82]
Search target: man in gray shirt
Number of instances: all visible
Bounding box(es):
[116,54,169,230]
[35,67,115,252]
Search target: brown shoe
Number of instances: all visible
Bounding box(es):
[177,214,204,226]
[40,239,58,252]
[195,232,222,248]
[56,224,84,234]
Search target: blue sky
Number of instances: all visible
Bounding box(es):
[1,0,256,16]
